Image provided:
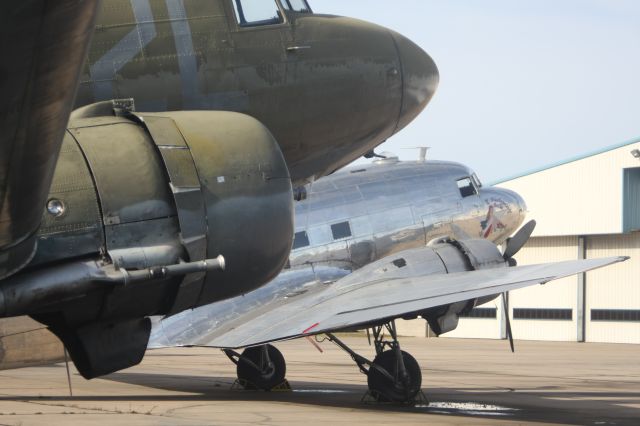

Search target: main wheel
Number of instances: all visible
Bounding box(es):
[367,349,422,402]
[237,344,286,390]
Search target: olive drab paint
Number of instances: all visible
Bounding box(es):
[77,0,439,183]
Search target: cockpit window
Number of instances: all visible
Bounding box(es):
[471,173,483,189]
[457,177,478,198]
[280,0,312,13]
[233,0,283,26]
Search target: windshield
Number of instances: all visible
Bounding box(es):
[233,0,283,26]
[471,173,483,188]
[280,0,312,13]
[457,177,478,198]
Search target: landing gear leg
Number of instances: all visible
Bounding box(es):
[224,344,288,391]
[327,320,424,404]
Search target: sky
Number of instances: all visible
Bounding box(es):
[314,0,640,183]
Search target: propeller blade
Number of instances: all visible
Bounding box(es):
[503,220,536,260]
[502,292,515,353]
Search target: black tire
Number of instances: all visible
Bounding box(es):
[237,344,286,390]
[367,350,422,402]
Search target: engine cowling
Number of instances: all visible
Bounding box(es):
[424,239,506,334]
[56,106,293,315]
[347,238,507,335]
[0,103,294,378]
[140,111,295,308]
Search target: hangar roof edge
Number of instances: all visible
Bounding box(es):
[490,135,640,185]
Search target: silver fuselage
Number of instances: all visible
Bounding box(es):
[150,159,526,347]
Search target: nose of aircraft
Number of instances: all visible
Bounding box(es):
[390,31,440,133]
[498,187,528,229]
[506,188,527,216]
[478,186,528,242]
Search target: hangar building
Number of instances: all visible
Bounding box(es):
[400,138,640,344]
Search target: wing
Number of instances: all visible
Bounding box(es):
[0,317,65,370]
[0,1,100,279]
[151,251,627,349]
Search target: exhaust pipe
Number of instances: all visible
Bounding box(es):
[0,255,225,318]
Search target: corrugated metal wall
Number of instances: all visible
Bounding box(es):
[493,142,639,344]
[396,318,427,337]
[442,299,503,339]
[586,234,640,344]
[497,143,640,237]
[507,237,579,341]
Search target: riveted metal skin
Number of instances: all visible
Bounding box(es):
[75,0,439,184]
[31,133,104,266]
[132,114,208,314]
[23,109,293,321]
[150,160,526,349]
[0,157,528,376]
[145,111,293,305]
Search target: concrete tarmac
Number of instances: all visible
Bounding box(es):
[0,336,637,425]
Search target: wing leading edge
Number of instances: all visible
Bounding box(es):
[161,255,627,349]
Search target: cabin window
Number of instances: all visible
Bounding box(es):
[331,221,352,240]
[281,0,312,13]
[233,0,283,26]
[292,231,310,249]
[457,177,477,198]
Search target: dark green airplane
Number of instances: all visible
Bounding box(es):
[0,0,438,379]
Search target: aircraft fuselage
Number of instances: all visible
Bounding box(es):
[151,158,527,347]
[76,0,439,183]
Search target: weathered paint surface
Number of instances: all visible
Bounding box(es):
[76,0,439,183]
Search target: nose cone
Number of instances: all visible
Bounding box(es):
[500,188,527,216]
[479,187,528,243]
[499,188,528,231]
[391,31,440,132]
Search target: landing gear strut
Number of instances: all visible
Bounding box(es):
[327,320,423,403]
[224,344,287,391]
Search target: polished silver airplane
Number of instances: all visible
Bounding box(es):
[150,155,626,403]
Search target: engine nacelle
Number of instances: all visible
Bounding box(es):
[11,103,293,322]
[426,239,506,334]
[0,104,294,378]
[142,111,295,308]
[356,238,506,335]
